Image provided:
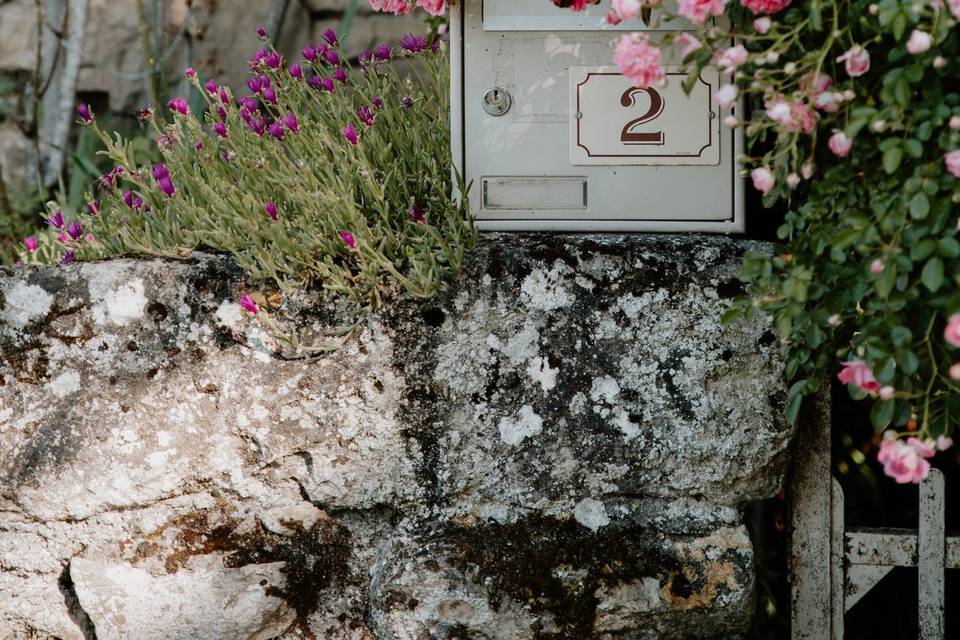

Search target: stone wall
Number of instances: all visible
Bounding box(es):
[0,234,794,639]
[0,0,422,186]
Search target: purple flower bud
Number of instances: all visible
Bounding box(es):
[357,106,375,128]
[358,50,373,67]
[219,87,230,103]
[401,96,414,109]
[302,45,319,62]
[59,250,76,266]
[256,25,267,39]
[205,79,218,94]
[308,75,322,90]
[86,200,100,216]
[322,28,339,46]
[240,293,259,314]
[123,191,135,208]
[289,63,303,79]
[321,76,335,93]
[158,176,176,198]
[138,107,153,121]
[46,209,65,229]
[334,68,348,84]
[264,51,282,69]
[247,76,264,93]
[195,141,204,150]
[375,44,391,61]
[23,236,38,253]
[339,231,356,248]
[268,120,285,140]
[282,111,299,133]
[324,49,341,66]
[407,205,426,223]
[167,97,189,115]
[67,221,84,241]
[99,166,124,189]
[400,33,427,54]
[342,124,358,146]
[372,96,383,109]
[185,67,196,78]
[222,150,234,161]
[262,87,278,105]
[214,122,228,138]
[216,106,227,121]
[151,163,169,180]
[239,95,259,112]
[134,197,145,211]
[76,103,92,124]
[264,201,278,220]
[158,134,173,148]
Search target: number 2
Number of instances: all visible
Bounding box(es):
[620,87,664,145]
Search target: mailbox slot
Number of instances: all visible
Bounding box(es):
[451,0,744,232]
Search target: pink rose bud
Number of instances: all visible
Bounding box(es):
[945,150,960,178]
[786,173,800,189]
[753,17,771,33]
[950,363,960,380]
[750,167,775,195]
[949,116,960,130]
[906,30,932,54]
[723,115,738,128]
[828,314,841,327]
[838,359,881,393]
[837,45,870,77]
[944,314,960,347]
[933,56,946,69]
[715,84,738,108]
[937,435,953,451]
[868,3,879,13]
[879,386,895,401]
[870,258,884,274]
[801,163,814,179]
[828,131,853,158]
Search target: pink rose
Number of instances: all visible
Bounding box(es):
[828,131,853,158]
[369,0,414,14]
[951,0,960,19]
[837,45,870,77]
[416,0,445,14]
[751,167,775,195]
[715,84,738,108]
[764,97,816,133]
[878,433,933,484]
[717,45,749,74]
[837,359,881,393]
[614,33,664,89]
[676,32,703,58]
[741,0,790,13]
[944,314,960,347]
[945,150,960,178]
[611,0,643,21]
[677,0,726,23]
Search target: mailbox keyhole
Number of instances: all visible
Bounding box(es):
[483,87,512,117]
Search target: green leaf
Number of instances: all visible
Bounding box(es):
[891,326,913,348]
[871,399,895,431]
[876,264,897,298]
[903,139,923,158]
[910,238,937,261]
[883,146,903,174]
[922,257,945,292]
[909,192,930,219]
[832,228,862,250]
[938,237,960,258]
[892,13,908,40]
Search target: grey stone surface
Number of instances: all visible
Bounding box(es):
[0,234,792,639]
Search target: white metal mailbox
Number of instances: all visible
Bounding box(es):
[450,0,744,232]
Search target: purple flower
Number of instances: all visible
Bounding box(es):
[357,106,375,128]
[374,44,391,61]
[407,205,426,223]
[401,96,414,109]
[205,78,218,94]
[264,201,278,220]
[342,124,358,146]
[323,49,341,66]
[239,95,259,112]
[302,45,319,62]
[46,210,64,229]
[158,176,176,197]
[264,51,282,69]
[243,111,267,136]
[247,76,264,93]
[262,87,278,105]
[59,250,76,266]
[86,200,100,216]
[134,197,144,210]
[99,166,124,190]
[334,68,348,84]
[340,231,356,248]
[185,67,196,78]
[76,103,92,124]
[151,163,170,180]
[282,111,299,133]
[240,293,259,314]
[322,28,338,46]
[67,221,83,241]
[400,33,427,54]
[308,75,322,90]
[372,96,383,109]
[214,122,228,138]
[268,120,285,140]
[358,50,373,67]
[289,63,303,79]
[167,97,189,115]
[23,236,38,253]
[256,25,267,39]
[123,191,135,208]
[320,77,335,93]
[138,107,153,122]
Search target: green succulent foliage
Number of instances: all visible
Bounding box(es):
[719,0,960,437]
[20,41,475,312]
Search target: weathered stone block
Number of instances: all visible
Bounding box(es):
[0,234,792,638]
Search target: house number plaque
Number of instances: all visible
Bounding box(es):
[570,67,721,166]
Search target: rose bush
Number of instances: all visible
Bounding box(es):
[373,0,960,482]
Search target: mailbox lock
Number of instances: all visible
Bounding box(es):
[482,88,512,117]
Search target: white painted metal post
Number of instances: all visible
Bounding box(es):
[918,469,945,640]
